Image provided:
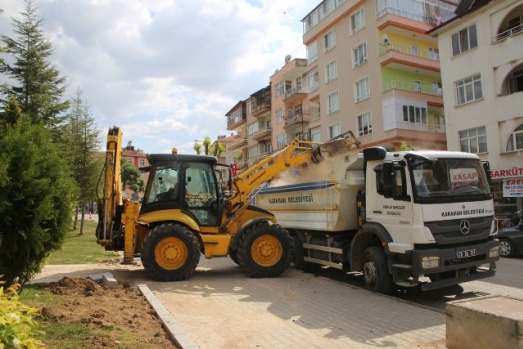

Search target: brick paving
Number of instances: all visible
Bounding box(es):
[34,257,448,349]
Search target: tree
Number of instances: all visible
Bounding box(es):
[0,0,69,127]
[121,159,145,193]
[64,89,101,234]
[193,136,225,158]
[0,95,22,127]
[0,117,75,287]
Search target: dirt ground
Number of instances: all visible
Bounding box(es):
[34,276,179,349]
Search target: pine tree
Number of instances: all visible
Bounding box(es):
[0,0,69,127]
[65,89,101,235]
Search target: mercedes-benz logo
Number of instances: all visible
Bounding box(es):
[460,220,471,235]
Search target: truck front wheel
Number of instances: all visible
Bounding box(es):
[237,222,293,278]
[141,223,200,281]
[363,246,394,294]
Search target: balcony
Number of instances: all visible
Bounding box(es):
[493,22,523,43]
[251,128,272,141]
[284,86,307,104]
[228,137,248,151]
[251,100,271,117]
[227,116,247,131]
[308,111,320,124]
[284,113,309,129]
[235,160,248,171]
[379,43,440,74]
[382,80,443,107]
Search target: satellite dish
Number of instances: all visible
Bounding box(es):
[285,54,292,63]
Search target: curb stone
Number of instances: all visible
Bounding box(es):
[138,284,200,349]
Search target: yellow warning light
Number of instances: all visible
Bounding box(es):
[172,147,178,154]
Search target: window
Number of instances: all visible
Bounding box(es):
[413,80,422,93]
[506,69,523,94]
[432,81,442,95]
[307,41,318,64]
[507,124,523,152]
[351,8,365,34]
[451,24,477,56]
[276,108,283,124]
[355,77,370,102]
[139,159,145,166]
[276,133,287,150]
[324,30,336,51]
[353,42,367,67]
[308,67,319,92]
[325,60,337,83]
[311,127,322,142]
[429,47,439,60]
[456,74,482,105]
[275,82,285,98]
[327,91,339,114]
[357,112,372,136]
[459,126,487,153]
[402,105,427,124]
[329,124,341,139]
[410,45,419,56]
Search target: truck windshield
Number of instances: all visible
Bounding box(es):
[410,158,491,202]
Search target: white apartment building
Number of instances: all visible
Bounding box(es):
[430,0,523,217]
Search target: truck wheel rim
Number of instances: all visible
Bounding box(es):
[363,261,377,285]
[155,237,187,270]
[499,241,511,256]
[251,235,282,267]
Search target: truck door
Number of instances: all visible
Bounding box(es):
[366,162,414,253]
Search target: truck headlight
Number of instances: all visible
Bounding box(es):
[422,256,440,269]
[489,245,500,258]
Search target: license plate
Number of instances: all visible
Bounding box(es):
[457,249,476,259]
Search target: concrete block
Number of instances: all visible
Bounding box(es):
[446,295,523,349]
[101,274,118,289]
[89,272,114,282]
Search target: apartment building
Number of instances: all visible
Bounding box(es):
[300,0,456,149]
[429,0,523,216]
[270,56,312,149]
[225,85,273,173]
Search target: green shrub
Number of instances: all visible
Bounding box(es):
[0,117,76,286]
[0,280,45,349]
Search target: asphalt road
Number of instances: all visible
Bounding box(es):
[306,256,523,311]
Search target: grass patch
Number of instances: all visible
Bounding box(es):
[45,220,120,265]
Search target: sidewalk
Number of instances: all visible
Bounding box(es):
[34,258,447,349]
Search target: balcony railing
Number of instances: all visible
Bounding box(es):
[284,113,309,128]
[251,128,272,141]
[228,138,247,151]
[251,100,271,117]
[309,111,320,123]
[376,1,454,24]
[378,43,439,61]
[284,86,308,100]
[493,22,523,43]
[382,80,442,96]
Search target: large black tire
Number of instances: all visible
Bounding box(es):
[141,223,200,281]
[499,238,516,258]
[237,222,293,278]
[289,235,306,270]
[362,246,394,294]
[229,248,240,266]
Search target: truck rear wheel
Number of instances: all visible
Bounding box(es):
[237,222,293,278]
[363,246,394,294]
[141,223,200,281]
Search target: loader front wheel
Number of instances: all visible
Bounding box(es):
[141,223,200,281]
[237,222,293,278]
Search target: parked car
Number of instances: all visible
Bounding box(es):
[498,222,523,258]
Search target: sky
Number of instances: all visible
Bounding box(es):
[0,0,319,154]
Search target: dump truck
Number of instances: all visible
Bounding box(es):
[96,126,356,281]
[256,137,500,293]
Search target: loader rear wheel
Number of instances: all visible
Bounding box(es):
[237,222,293,278]
[363,246,394,294]
[141,223,200,281]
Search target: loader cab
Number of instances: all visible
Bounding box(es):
[141,154,226,227]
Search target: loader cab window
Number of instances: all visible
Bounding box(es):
[184,162,219,226]
[145,163,181,204]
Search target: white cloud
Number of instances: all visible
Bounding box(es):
[1,0,317,154]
